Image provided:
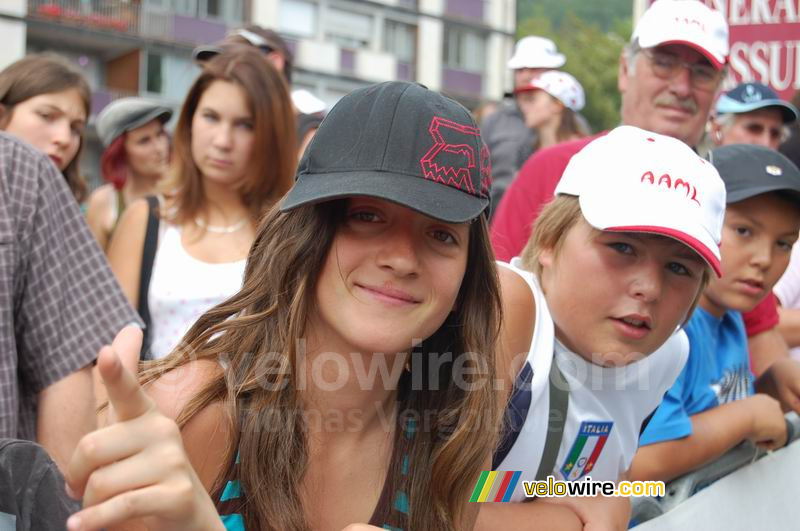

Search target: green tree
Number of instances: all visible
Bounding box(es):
[518,0,631,33]
[517,9,632,132]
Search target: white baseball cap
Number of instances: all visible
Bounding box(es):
[516,71,585,111]
[632,0,729,69]
[556,126,726,276]
[507,36,566,70]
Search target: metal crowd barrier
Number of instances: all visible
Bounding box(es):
[631,411,800,524]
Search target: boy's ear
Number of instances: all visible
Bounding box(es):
[538,247,555,268]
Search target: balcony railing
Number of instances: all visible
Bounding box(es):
[27,0,226,44]
[29,0,142,33]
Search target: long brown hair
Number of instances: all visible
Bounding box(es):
[162,48,296,225]
[533,104,590,151]
[140,200,503,530]
[0,53,90,202]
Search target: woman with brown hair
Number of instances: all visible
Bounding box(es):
[66,82,502,531]
[86,98,173,251]
[0,53,91,203]
[108,48,296,361]
[515,70,589,150]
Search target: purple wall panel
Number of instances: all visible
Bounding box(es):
[341,49,355,72]
[396,62,413,81]
[91,90,112,117]
[172,15,226,45]
[445,0,483,20]
[285,38,299,58]
[442,68,482,96]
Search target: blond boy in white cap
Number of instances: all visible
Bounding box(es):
[477,126,726,529]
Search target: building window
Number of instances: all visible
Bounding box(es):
[324,8,372,49]
[443,27,486,73]
[145,52,199,102]
[142,0,170,8]
[146,53,163,94]
[205,0,242,22]
[384,20,416,63]
[279,0,317,38]
[206,0,221,17]
[167,0,240,22]
[173,0,198,16]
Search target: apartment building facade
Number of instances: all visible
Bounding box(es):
[0,0,516,187]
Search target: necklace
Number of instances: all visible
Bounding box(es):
[194,216,248,234]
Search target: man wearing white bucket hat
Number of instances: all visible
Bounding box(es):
[480,36,567,212]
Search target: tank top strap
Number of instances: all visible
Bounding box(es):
[214,451,245,530]
[367,416,415,530]
[110,188,125,233]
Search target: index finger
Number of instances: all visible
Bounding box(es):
[98,341,154,423]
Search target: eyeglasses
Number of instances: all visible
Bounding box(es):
[641,49,722,91]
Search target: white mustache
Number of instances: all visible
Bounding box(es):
[654,93,698,114]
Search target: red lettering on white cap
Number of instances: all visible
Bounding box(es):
[640,171,702,206]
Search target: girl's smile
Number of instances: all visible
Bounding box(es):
[309,197,469,356]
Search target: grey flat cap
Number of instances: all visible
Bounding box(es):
[96,97,173,147]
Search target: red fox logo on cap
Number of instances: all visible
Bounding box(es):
[420,117,486,196]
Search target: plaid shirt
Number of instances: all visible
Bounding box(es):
[0,133,140,440]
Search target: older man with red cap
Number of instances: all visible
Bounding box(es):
[491,0,729,260]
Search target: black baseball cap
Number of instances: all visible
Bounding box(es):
[708,144,800,205]
[280,81,492,223]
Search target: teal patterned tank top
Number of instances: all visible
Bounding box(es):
[216,419,416,530]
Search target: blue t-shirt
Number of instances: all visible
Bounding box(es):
[640,307,754,445]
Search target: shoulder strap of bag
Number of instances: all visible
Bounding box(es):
[533,359,569,482]
[137,195,160,360]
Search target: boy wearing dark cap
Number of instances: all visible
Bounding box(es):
[632,145,800,482]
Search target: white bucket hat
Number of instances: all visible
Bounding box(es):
[507,36,566,70]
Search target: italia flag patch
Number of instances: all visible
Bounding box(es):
[560,421,613,481]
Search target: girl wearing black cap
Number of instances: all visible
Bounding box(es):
[0,53,90,203]
[65,82,501,531]
[86,98,172,251]
[106,48,296,363]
